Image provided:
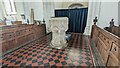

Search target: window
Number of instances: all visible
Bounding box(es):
[4,0,16,15]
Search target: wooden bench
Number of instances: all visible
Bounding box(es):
[91,18,119,67]
[0,24,46,56]
[0,22,6,25]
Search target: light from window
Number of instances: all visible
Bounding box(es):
[4,0,16,15]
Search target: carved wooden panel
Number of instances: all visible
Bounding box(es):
[96,38,102,53]
[0,22,6,25]
[92,26,99,45]
[110,43,119,60]
[91,24,120,67]
[97,38,109,64]
[98,32,112,52]
[107,52,118,67]
[111,26,120,37]
[100,47,109,65]
[1,24,46,54]
[13,21,22,25]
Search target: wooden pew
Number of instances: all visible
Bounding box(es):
[0,24,46,55]
[0,22,6,25]
[0,21,22,26]
[91,18,119,67]
[104,19,120,37]
[111,26,120,37]
[11,21,22,25]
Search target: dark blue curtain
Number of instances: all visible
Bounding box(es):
[55,8,88,33]
[55,9,69,17]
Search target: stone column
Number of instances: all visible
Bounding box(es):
[49,17,68,49]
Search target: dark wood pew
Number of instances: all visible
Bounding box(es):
[0,22,6,25]
[91,18,119,67]
[104,19,120,37]
[0,24,46,55]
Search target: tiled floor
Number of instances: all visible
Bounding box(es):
[2,33,94,67]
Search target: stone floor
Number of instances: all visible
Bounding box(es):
[2,33,94,67]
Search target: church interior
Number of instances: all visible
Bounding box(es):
[0,0,119,68]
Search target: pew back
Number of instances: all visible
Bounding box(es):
[91,24,120,67]
[0,24,46,55]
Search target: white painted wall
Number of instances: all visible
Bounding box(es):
[54,2,88,9]
[84,2,101,35]
[30,2,44,21]
[0,2,4,18]
[98,2,118,28]
[43,2,55,33]
[15,2,24,21]
[118,1,120,25]
[0,1,7,18]
[23,2,44,24]
[23,2,31,23]
[84,1,118,35]
[62,2,88,8]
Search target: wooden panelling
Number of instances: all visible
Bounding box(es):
[101,47,109,64]
[107,52,118,66]
[111,26,120,37]
[97,38,109,64]
[91,25,99,45]
[98,33,112,52]
[12,21,22,25]
[91,24,120,67]
[0,22,6,25]
[1,24,46,54]
[110,43,119,60]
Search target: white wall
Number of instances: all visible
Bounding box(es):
[0,1,7,18]
[84,2,101,35]
[30,2,44,20]
[23,2,44,24]
[54,2,88,9]
[23,2,31,22]
[84,1,119,35]
[0,2,4,18]
[62,2,88,8]
[15,2,24,21]
[118,1,120,25]
[43,2,55,33]
[98,2,118,28]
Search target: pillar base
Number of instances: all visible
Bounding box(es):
[48,43,68,49]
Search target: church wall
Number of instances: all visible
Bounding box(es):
[23,2,44,24]
[54,2,88,9]
[118,1,120,25]
[15,2,25,21]
[0,3,3,18]
[43,2,55,33]
[84,1,119,35]
[62,2,88,8]
[0,2,7,19]
[30,2,44,21]
[0,2,4,18]
[98,2,118,28]
[84,1,101,35]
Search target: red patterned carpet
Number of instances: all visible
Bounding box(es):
[2,33,94,67]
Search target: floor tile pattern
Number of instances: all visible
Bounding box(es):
[2,33,94,67]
